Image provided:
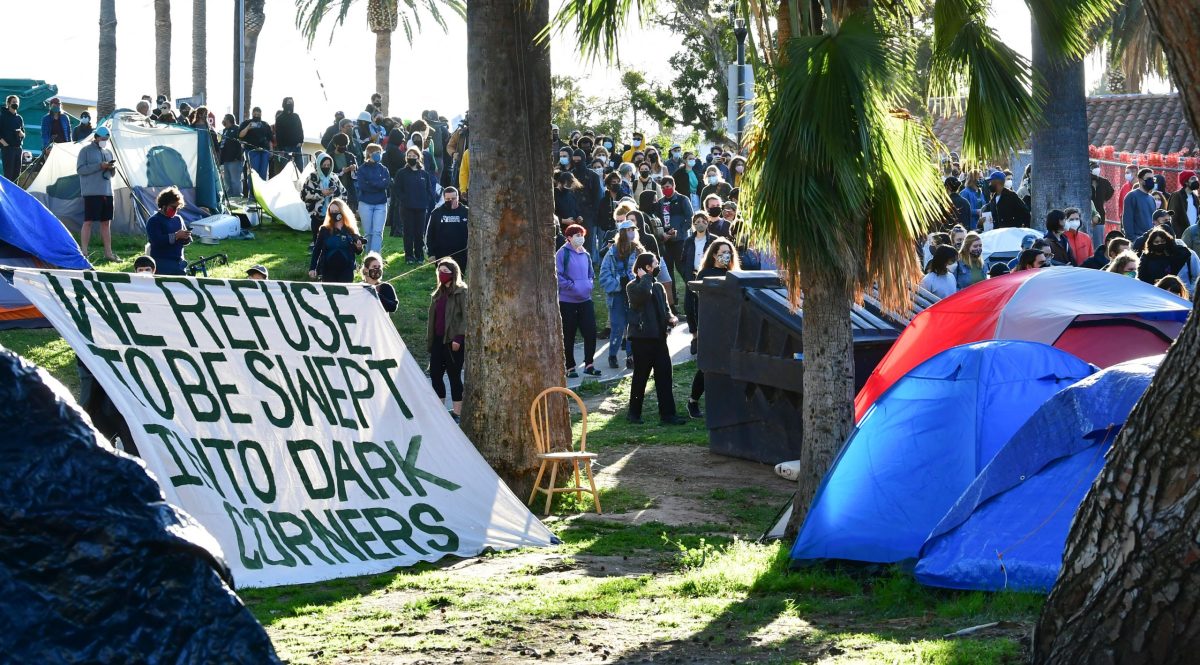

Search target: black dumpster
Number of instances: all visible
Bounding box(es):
[693,271,935,464]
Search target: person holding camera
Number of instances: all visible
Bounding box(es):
[309,198,365,283]
[625,252,685,425]
[146,187,192,276]
[600,218,645,370]
[76,126,121,262]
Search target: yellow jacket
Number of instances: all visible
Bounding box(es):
[458,149,470,194]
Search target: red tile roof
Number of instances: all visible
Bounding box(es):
[928,93,1197,157]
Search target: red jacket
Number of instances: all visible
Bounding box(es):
[1117,181,1133,218]
[1065,230,1094,266]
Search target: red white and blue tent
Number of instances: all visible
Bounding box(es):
[854,267,1190,422]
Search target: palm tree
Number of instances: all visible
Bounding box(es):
[244,0,266,118]
[192,0,206,100]
[1034,5,1200,660]
[98,0,117,118]
[553,0,1116,535]
[154,0,171,100]
[1102,0,1167,94]
[294,0,465,117]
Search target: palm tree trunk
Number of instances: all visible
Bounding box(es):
[98,0,117,118]
[783,270,855,538]
[1034,4,1200,660]
[243,0,265,119]
[375,30,391,116]
[154,0,172,99]
[1029,18,1091,233]
[192,0,206,99]
[462,0,566,497]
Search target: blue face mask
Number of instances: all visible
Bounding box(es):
[370,152,382,163]
[687,159,696,167]
[559,156,569,166]
[604,141,613,150]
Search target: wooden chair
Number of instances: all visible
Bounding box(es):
[527,387,602,516]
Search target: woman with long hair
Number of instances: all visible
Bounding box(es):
[955,231,987,289]
[600,218,646,369]
[1015,247,1048,272]
[686,238,740,419]
[427,258,468,421]
[361,252,397,313]
[625,252,685,425]
[1106,250,1140,277]
[308,198,364,283]
[920,244,959,298]
[1155,274,1189,299]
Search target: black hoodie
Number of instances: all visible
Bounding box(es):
[383,128,407,176]
[275,102,304,146]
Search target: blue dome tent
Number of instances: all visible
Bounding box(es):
[790,340,1096,566]
[914,355,1163,592]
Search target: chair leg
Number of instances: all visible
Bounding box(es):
[528,460,548,507]
[572,459,584,502]
[544,461,559,516]
[583,460,602,515]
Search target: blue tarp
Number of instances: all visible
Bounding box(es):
[790,340,1097,565]
[914,355,1162,592]
[0,176,90,270]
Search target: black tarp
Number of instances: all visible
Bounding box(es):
[0,347,280,664]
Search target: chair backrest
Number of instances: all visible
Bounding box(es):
[530,387,588,455]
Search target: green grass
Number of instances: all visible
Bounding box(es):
[576,360,709,450]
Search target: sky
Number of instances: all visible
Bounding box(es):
[6,0,1167,137]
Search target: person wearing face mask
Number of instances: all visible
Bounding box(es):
[700,195,730,237]
[655,176,695,306]
[1015,164,1033,209]
[357,143,392,254]
[554,171,585,236]
[302,152,348,248]
[570,148,601,240]
[955,232,987,289]
[1089,161,1114,223]
[729,155,747,188]
[1136,226,1200,287]
[238,106,274,181]
[670,152,701,208]
[556,146,572,175]
[616,162,636,197]
[40,97,71,153]
[1117,164,1139,219]
[981,170,1030,229]
[76,126,120,262]
[687,238,740,419]
[600,219,646,370]
[943,177,972,231]
[699,166,732,202]
[0,95,25,182]
[682,212,716,335]
[146,187,192,275]
[1168,170,1200,235]
[632,161,661,199]
[920,245,959,298]
[1059,207,1093,266]
[645,148,669,180]
[425,187,470,273]
[1015,248,1048,272]
[308,198,365,283]
[595,173,627,257]
[557,225,603,379]
[427,258,468,421]
[1122,169,1159,241]
[1105,250,1139,278]
[274,97,305,169]
[361,253,398,313]
[665,144,684,175]
[1042,210,1075,266]
[393,148,437,262]
[625,252,685,425]
[73,111,93,142]
[622,132,645,164]
[218,114,246,198]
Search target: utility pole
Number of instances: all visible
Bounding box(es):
[733,11,748,153]
[233,0,245,119]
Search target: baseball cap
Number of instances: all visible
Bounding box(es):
[247,264,269,278]
[988,170,1006,182]
[1153,209,1173,221]
[1020,233,1039,249]
[616,220,637,230]
[95,126,110,138]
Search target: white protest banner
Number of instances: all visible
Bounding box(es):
[12,270,556,587]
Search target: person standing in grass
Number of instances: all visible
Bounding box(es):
[687,238,739,420]
[599,219,644,370]
[626,252,686,426]
[361,252,397,313]
[427,258,467,422]
[356,143,392,255]
[558,224,603,379]
[308,198,364,283]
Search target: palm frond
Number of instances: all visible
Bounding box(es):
[293,0,463,48]
[929,0,1040,159]
[543,0,659,63]
[742,11,943,311]
[1026,0,1118,62]
[1105,0,1167,91]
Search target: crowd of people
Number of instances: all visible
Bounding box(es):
[922,156,1200,303]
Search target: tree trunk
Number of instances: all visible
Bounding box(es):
[98,0,117,118]
[154,0,172,100]
[1034,8,1200,661]
[783,271,855,538]
[462,0,566,498]
[1028,19,1091,233]
[192,0,206,99]
[374,30,391,116]
[243,0,265,119]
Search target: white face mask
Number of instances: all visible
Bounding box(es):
[1005,179,1013,189]
[1091,168,1101,177]
[707,176,718,185]
[1125,173,1134,183]
[625,229,637,240]
[735,165,745,173]
[946,262,958,272]
[570,235,586,248]
[1066,219,1081,231]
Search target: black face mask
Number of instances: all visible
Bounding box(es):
[639,171,650,179]
[1143,178,1156,191]
[707,206,721,217]
[407,157,419,165]
[1191,180,1199,191]
[651,266,661,277]
[331,212,343,222]
[367,268,382,279]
